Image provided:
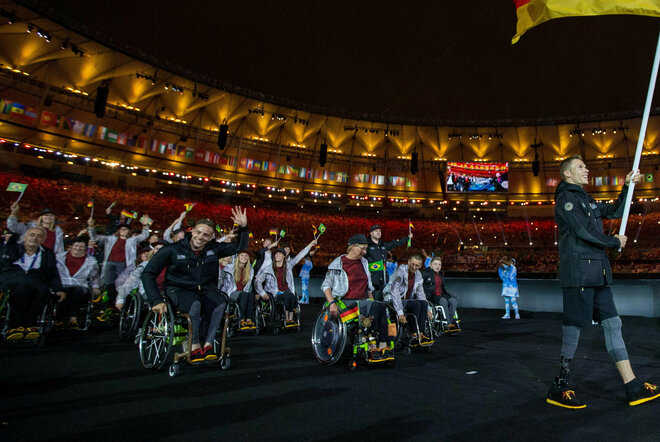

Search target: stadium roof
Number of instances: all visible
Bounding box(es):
[14,0,660,125]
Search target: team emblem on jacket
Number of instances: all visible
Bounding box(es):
[564,202,573,211]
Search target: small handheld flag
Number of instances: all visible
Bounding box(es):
[87,200,94,208]
[184,203,195,212]
[312,225,318,236]
[7,182,28,202]
[279,229,286,238]
[215,224,223,234]
[140,215,152,225]
[7,182,28,193]
[121,210,137,219]
[269,228,278,236]
[318,223,326,234]
[248,232,254,239]
[339,304,359,323]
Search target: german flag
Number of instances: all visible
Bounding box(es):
[513,0,660,44]
[339,304,359,323]
[269,228,278,235]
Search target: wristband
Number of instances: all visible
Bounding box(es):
[328,300,336,305]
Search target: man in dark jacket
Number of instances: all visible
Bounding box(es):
[366,225,411,301]
[141,206,249,362]
[547,155,658,409]
[0,227,65,340]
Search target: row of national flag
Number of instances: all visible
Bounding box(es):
[1,97,420,188]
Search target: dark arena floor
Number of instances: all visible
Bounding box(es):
[2,305,660,442]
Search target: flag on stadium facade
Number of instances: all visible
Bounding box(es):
[512,0,660,44]
[40,111,58,126]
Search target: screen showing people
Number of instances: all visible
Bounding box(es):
[446,161,509,193]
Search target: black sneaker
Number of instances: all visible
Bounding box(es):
[627,382,660,406]
[546,384,586,409]
[367,348,385,363]
[190,348,205,363]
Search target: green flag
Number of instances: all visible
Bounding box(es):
[318,223,326,234]
[369,260,384,272]
[6,182,27,192]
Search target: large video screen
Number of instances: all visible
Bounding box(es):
[446,161,509,193]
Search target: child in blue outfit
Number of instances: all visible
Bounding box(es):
[298,248,317,304]
[498,256,520,319]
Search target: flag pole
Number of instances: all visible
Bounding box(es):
[618,30,660,245]
[15,190,25,202]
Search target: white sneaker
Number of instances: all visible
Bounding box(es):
[515,314,520,319]
[501,314,510,319]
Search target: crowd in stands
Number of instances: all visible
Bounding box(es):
[2,169,660,276]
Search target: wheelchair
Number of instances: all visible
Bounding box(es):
[1,289,58,347]
[311,299,398,369]
[118,289,149,342]
[430,303,462,337]
[56,287,94,331]
[272,293,302,334]
[394,307,434,355]
[137,297,231,376]
[226,294,260,337]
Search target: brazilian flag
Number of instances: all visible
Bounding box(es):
[369,260,384,272]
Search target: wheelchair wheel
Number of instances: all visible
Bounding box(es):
[226,301,238,338]
[431,305,446,338]
[138,303,175,370]
[119,292,142,342]
[258,296,276,332]
[36,297,57,348]
[311,307,348,366]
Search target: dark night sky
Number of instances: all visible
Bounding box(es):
[32,0,660,123]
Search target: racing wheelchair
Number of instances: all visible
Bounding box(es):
[311,299,398,369]
[137,297,231,376]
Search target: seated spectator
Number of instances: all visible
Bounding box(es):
[421,256,459,330]
[0,227,65,340]
[385,254,432,343]
[55,236,101,328]
[7,202,64,254]
[141,207,249,363]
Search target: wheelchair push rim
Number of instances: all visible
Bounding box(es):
[311,307,347,366]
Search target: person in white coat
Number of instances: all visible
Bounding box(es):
[55,236,101,328]
[7,203,64,254]
[87,215,150,303]
[255,239,317,327]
